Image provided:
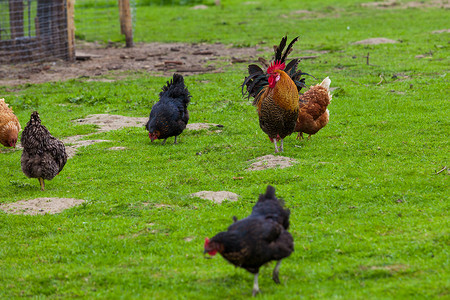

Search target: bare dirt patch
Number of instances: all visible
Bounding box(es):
[186,123,222,130]
[75,114,148,132]
[191,191,240,204]
[432,29,450,34]
[247,154,297,171]
[65,114,220,158]
[361,0,449,9]
[0,41,262,86]
[0,198,85,215]
[360,264,409,274]
[74,114,220,132]
[352,38,399,45]
[142,202,174,208]
[64,137,111,159]
[108,146,127,151]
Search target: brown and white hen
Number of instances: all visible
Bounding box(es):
[295,76,332,140]
[0,98,21,148]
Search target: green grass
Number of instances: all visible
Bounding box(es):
[1,0,449,298]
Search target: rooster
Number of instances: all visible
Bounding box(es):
[0,98,21,148]
[295,77,332,140]
[21,111,67,191]
[242,36,309,153]
[204,185,294,296]
[146,73,191,145]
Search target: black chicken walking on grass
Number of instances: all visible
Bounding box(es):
[21,111,67,191]
[146,73,191,145]
[204,185,294,296]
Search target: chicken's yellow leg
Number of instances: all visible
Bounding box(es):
[38,177,45,191]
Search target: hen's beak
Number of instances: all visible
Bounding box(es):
[149,133,157,142]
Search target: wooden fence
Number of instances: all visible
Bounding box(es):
[0,0,133,63]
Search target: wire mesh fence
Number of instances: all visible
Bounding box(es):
[0,0,208,64]
[0,0,70,63]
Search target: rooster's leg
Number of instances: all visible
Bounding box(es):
[252,272,260,296]
[280,139,284,152]
[174,136,178,144]
[272,138,279,153]
[38,177,45,191]
[161,139,167,145]
[272,260,282,284]
[307,134,312,141]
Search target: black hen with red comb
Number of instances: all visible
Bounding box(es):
[146,73,191,145]
[204,185,294,296]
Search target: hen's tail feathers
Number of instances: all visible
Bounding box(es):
[258,185,285,206]
[320,76,333,103]
[263,185,276,200]
[160,73,191,106]
[320,76,331,90]
[28,111,41,126]
[256,185,291,229]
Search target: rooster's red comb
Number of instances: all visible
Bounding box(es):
[267,61,286,74]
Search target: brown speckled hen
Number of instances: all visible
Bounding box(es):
[295,77,332,140]
[204,185,294,296]
[242,36,310,153]
[0,98,21,148]
[21,111,67,191]
[146,73,191,145]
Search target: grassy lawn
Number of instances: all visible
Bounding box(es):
[1,0,449,298]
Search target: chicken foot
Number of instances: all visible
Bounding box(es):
[161,138,167,145]
[38,177,45,191]
[252,272,260,297]
[272,138,284,153]
[272,260,282,284]
[272,138,279,153]
[297,132,313,141]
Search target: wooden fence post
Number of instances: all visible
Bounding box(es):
[66,0,75,61]
[9,0,24,39]
[118,0,133,48]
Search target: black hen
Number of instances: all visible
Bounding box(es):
[146,73,191,145]
[204,185,294,296]
[21,111,67,191]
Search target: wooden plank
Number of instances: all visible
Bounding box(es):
[66,0,75,61]
[118,0,133,48]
